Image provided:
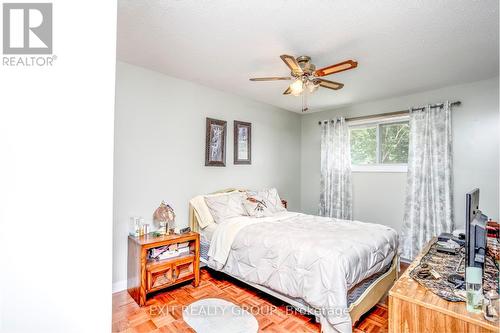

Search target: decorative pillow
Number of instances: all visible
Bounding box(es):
[247,188,286,214]
[204,192,247,223]
[242,193,274,218]
[243,188,286,217]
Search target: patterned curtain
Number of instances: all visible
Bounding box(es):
[319,118,353,220]
[401,102,454,260]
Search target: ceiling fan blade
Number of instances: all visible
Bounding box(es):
[315,78,344,90]
[280,55,303,75]
[283,86,292,95]
[314,60,358,77]
[249,77,291,81]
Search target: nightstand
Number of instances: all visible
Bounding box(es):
[127,232,200,306]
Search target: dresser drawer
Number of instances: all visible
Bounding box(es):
[147,264,173,291]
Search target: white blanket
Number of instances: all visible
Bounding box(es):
[207,211,300,267]
[207,212,398,333]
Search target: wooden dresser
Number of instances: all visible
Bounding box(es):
[128,232,200,306]
[389,238,499,333]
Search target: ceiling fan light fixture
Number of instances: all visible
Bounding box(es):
[306,80,319,93]
[249,55,358,111]
[290,79,304,96]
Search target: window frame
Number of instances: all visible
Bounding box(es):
[348,115,410,173]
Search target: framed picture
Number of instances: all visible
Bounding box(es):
[205,118,227,166]
[233,121,251,164]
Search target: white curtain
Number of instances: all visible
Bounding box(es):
[401,102,454,260]
[319,118,352,220]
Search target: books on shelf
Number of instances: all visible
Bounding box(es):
[178,246,190,255]
[149,242,190,261]
[178,241,189,249]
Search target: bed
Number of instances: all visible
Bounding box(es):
[188,189,399,333]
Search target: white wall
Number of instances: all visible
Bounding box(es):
[301,78,499,234]
[114,64,498,288]
[113,62,301,288]
[0,0,116,332]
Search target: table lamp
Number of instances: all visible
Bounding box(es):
[153,201,176,235]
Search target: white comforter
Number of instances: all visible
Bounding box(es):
[207,212,398,333]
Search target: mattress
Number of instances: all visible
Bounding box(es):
[199,237,391,307]
[200,238,210,263]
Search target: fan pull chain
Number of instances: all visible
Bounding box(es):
[302,85,308,112]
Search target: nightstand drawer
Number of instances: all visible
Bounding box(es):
[147,265,173,291]
[172,256,195,281]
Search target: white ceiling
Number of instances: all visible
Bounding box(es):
[117,0,499,113]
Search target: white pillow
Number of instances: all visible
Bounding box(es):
[246,188,286,214]
[204,192,247,223]
[189,195,215,229]
[242,192,275,218]
[190,191,240,228]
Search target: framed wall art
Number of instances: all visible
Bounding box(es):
[233,121,251,165]
[205,118,227,166]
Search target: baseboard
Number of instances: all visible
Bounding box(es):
[112,280,127,293]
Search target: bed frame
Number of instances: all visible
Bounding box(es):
[188,188,399,325]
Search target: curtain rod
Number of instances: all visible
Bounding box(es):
[318,101,461,125]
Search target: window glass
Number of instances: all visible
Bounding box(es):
[380,122,410,163]
[349,119,410,167]
[350,126,377,164]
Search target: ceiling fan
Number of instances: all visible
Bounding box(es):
[250,55,358,112]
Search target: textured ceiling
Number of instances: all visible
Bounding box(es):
[117,0,499,113]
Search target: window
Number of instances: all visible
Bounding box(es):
[349,117,410,172]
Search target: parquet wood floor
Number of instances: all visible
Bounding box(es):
[113,264,408,333]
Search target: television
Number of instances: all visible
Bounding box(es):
[465,188,488,270]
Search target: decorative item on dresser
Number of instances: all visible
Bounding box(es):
[205,117,227,167]
[389,238,499,333]
[128,232,200,306]
[233,120,251,164]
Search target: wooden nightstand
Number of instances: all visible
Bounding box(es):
[127,232,200,306]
